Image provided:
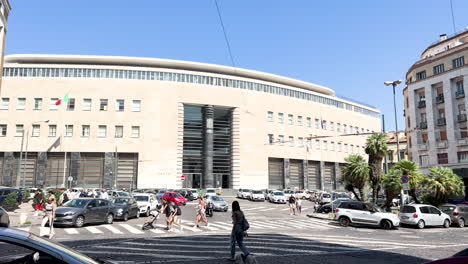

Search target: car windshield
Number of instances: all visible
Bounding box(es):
[274,192,284,195]
[401,206,416,213]
[174,193,182,197]
[253,190,262,194]
[134,196,149,201]
[112,198,129,205]
[62,199,89,208]
[441,205,456,214]
[243,189,251,192]
[118,192,129,196]
[211,196,222,201]
[285,190,293,194]
[322,194,331,198]
[337,193,349,198]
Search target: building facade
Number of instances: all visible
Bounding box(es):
[0,54,381,190]
[404,31,468,188]
[384,131,407,172]
[0,0,11,93]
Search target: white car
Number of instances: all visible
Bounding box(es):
[269,191,287,204]
[335,201,400,229]
[249,190,265,201]
[399,204,451,229]
[294,190,309,200]
[319,192,332,204]
[283,190,294,199]
[237,189,252,199]
[188,189,199,200]
[205,188,217,197]
[133,193,159,217]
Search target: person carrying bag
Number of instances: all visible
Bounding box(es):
[228,201,250,262]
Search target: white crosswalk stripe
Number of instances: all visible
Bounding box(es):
[16,227,30,232]
[85,226,103,234]
[258,208,276,212]
[205,222,232,230]
[102,224,123,234]
[119,224,144,234]
[64,228,79,234]
[243,207,266,211]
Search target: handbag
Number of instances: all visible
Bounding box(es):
[242,215,250,231]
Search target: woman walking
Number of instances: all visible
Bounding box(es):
[40,196,57,239]
[170,201,183,231]
[229,201,250,262]
[194,197,209,228]
[160,199,174,230]
[296,195,302,216]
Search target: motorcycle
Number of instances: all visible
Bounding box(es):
[206,202,214,217]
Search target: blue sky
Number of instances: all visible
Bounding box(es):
[5,1,468,131]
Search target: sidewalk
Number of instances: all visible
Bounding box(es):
[306,212,336,221]
[7,200,43,227]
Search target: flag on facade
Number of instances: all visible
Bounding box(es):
[55,92,70,106]
[46,136,61,152]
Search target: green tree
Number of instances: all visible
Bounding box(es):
[3,192,19,211]
[392,159,425,203]
[341,154,369,201]
[381,169,402,211]
[422,167,465,206]
[365,133,388,203]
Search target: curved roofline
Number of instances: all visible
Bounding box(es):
[4,54,335,96]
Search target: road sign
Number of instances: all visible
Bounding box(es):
[181,175,185,181]
[402,182,410,191]
[401,175,409,184]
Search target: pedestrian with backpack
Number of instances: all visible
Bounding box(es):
[228,200,250,262]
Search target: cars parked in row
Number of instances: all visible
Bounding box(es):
[268,191,287,204]
[205,188,218,198]
[249,190,265,201]
[237,189,252,199]
[111,197,140,221]
[399,204,451,229]
[162,192,188,205]
[335,201,400,229]
[440,203,468,227]
[283,189,294,199]
[133,193,159,216]
[54,198,115,228]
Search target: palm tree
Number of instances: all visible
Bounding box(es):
[422,167,465,206]
[341,155,369,201]
[381,169,402,211]
[392,159,425,203]
[365,133,388,203]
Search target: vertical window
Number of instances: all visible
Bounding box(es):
[81,125,90,137]
[34,98,42,110]
[338,142,342,152]
[289,136,294,146]
[15,125,24,137]
[453,56,465,69]
[330,141,335,151]
[17,98,26,110]
[1,98,9,110]
[307,117,312,128]
[330,122,334,131]
[438,130,447,141]
[66,98,75,111]
[322,120,327,130]
[288,114,293,125]
[458,151,468,163]
[343,124,347,134]
[306,138,312,149]
[83,99,92,111]
[456,81,464,94]
[267,111,274,122]
[337,123,341,132]
[100,99,108,111]
[298,137,303,146]
[48,125,57,137]
[131,126,140,138]
[278,113,284,124]
[437,153,448,164]
[323,141,328,150]
[344,144,348,153]
[419,155,429,166]
[98,125,107,137]
[50,98,59,111]
[132,100,141,112]
[116,99,125,112]
[350,126,354,134]
[433,64,445,75]
[268,134,274,144]
[115,125,123,138]
[458,104,466,115]
[416,71,427,80]
[0,124,6,136]
[315,119,319,129]
[31,125,40,137]
[297,116,303,126]
[65,125,73,137]
[278,135,284,145]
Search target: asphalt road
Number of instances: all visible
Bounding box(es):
[7,197,468,263]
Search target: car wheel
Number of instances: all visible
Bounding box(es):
[458,218,465,228]
[136,211,140,219]
[443,219,450,228]
[146,207,150,217]
[74,215,85,228]
[106,214,114,224]
[339,217,350,227]
[417,220,425,229]
[381,219,393,230]
[123,212,129,222]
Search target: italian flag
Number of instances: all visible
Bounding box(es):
[55,92,69,106]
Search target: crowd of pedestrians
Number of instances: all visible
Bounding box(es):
[288,194,303,216]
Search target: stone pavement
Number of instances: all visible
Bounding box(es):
[7,200,43,227]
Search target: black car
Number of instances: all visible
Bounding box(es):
[111,197,140,221]
[54,198,115,227]
[177,189,194,201]
[0,187,22,206]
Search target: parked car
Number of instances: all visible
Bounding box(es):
[237,189,252,199]
[249,190,265,201]
[54,198,115,227]
[283,189,294,199]
[294,190,309,200]
[0,187,22,205]
[0,207,9,227]
[269,191,287,204]
[177,189,194,201]
[206,195,228,212]
[205,188,217,198]
[188,189,199,200]
[319,192,332,205]
[133,193,159,217]
[316,198,350,214]
[426,248,468,264]
[335,201,399,229]
[162,192,187,205]
[263,189,273,200]
[108,190,130,198]
[156,189,167,201]
[399,204,451,229]
[440,203,468,227]
[111,197,140,221]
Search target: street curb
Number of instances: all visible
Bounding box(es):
[306,214,334,221]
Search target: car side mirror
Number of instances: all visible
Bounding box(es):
[439,212,441,216]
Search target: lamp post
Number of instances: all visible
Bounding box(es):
[384,80,403,205]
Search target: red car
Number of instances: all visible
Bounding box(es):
[162,192,187,205]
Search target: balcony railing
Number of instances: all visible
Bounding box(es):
[418,101,426,108]
[437,117,446,126]
[437,141,448,149]
[458,138,468,146]
[458,113,467,122]
[456,90,465,98]
[436,94,445,104]
[418,143,428,151]
[419,121,428,129]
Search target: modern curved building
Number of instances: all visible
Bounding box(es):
[0,54,380,191]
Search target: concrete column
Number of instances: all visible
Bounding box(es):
[320,160,325,191]
[2,152,14,186]
[35,152,47,188]
[443,79,457,164]
[203,105,214,188]
[103,152,115,189]
[334,162,341,191]
[283,158,290,188]
[69,152,80,188]
[302,160,308,189]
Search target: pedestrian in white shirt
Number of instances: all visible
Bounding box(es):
[100,189,109,200]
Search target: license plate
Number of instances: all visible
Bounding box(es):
[401,216,409,219]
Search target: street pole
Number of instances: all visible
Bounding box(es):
[390,82,404,207]
[22,129,30,188]
[62,135,67,188]
[382,114,388,174]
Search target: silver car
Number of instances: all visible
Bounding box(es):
[0,227,102,263]
[206,195,229,211]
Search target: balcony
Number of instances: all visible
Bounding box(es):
[418,101,426,108]
[456,90,465,99]
[419,121,428,129]
[458,113,467,122]
[436,94,445,104]
[437,141,448,149]
[458,138,468,146]
[437,117,446,126]
[418,143,428,151]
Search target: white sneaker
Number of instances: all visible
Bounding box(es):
[206,223,210,227]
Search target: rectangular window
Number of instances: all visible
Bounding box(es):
[343,124,348,134]
[100,99,108,111]
[419,155,428,166]
[116,99,124,112]
[82,98,92,111]
[350,126,354,134]
[422,132,428,143]
[288,114,293,125]
[438,130,447,141]
[48,125,56,137]
[81,125,90,137]
[278,113,284,124]
[330,122,334,131]
[337,123,341,132]
[330,141,335,151]
[131,126,140,138]
[1,98,9,110]
[115,125,123,138]
[17,98,26,110]
[416,71,427,80]
[307,117,312,128]
[315,119,319,129]
[65,125,73,137]
[323,141,328,150]
[316,140,320,150]
[268,134,274,144]
[132,100,141,112]
[66,98,75,111]
[298,137,303,146]
[338,142,342,152]
[418,90,426,101]
[297,116,303,126]
[289,136,294,146]
[458,104,466,114]
[278,135,284,145]
[388,150,394,161]
[15,125,24,137]
[458,151,468,163]
[98,125,107,137]
[453,56,465,69]
[306,138,312,149]
[437,153,448,164]
[32,125,40,137]
[456,81,464,93]
[50,98,59,111]
[344,144,348,153]
[0,124,6,136]
[433,64,445,75]
[322,120,327,130]
[34,98,42,110]
[267,111,274,122]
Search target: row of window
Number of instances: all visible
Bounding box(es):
[267,134,365,153]
[0,124,141,138]
[266,111,373,134]
[0,97,141,112]
[415,56,465,81]
[3,67,380,118]
[420,151,468,166]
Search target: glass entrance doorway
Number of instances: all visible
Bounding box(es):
[182,173,202,189]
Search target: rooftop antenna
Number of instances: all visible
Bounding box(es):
[450,0,456,34]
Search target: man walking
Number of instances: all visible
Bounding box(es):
[100,189,109,200]
[288,195,296,215]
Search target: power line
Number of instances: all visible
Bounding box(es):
[450,0,457,34]
[214,0,236,67]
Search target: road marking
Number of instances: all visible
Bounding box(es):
[248,221,279,229]
[258,208,276,212]
[275,220,324,229]
[281,208,291,211]
[64,228,79,234]
[262,220,292,228]
[85,226,103,234]
[136,224,166,234]
[401,235,420,239]
[119,224,144,234]
[79,250,213,260]
[16,227,30,232]
[214,221,234,228]
[205,222,232,230]
[102,224,123,234]
[243,207,266,211]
